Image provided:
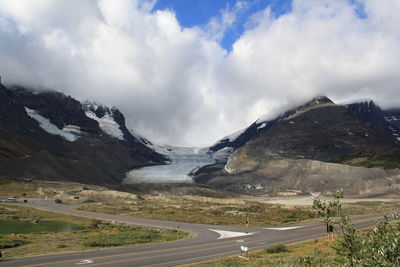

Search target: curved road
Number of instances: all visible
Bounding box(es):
[2,200,384,267]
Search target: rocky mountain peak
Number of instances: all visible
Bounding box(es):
[309,95,333,105]
[0,83,166,184]
[10,86,100,134]
[346,100,400,139]
[209,95,335,155]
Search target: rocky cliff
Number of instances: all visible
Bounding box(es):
[0,83,166,184]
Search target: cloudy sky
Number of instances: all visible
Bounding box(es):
[0,0,399,146]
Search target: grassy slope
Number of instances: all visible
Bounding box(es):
[0,205,187,259]
[76,196,317,226]
[75,195,400,227]
[331,150,400,169]
[188,238,335,267]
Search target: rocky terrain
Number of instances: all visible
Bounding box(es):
[2,78,400,196]
[0,82,165,184]
[195,97,400,196]
[347,100,400,139]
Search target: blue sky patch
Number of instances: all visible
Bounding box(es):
[153,0,293,51]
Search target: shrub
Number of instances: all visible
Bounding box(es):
[334,213,400,266]
[0,237,28,248]
[264,243,288,254]
[87,219,102,229]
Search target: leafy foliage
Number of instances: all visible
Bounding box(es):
[312,189,344,233]
[334,213,400,267]
[313,190,400,266]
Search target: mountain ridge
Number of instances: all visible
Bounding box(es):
[0,83,166,184]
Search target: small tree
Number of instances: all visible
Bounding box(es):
[313,190,400,266]
[312,189,344,238]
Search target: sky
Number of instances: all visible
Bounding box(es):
[0,0,399,147]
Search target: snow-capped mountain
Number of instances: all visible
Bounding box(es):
[0,83,165,184]
[209,96,334,155]
[195,96,400,195]
[83,102,125,141]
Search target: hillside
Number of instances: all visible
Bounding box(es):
[195,97,400,196]
[0,83,166,184]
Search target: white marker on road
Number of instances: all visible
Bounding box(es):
[76,259,94,265]
[264,226,304,231]
[209,229,254,239]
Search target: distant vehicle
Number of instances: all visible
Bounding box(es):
[242,184,256,189]
[54,199,62,204]
[6,197,16,202]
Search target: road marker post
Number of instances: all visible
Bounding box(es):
[239,245,249,260]
[245,215,249,234]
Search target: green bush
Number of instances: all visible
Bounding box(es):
[264,243,288,254]
[334,213,400,267]
[0,237,28,248]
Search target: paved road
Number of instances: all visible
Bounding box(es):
[1,200,384,267]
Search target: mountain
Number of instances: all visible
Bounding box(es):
[0,82,166,184]
[209,96,334,154]
[346,100,400,140]
[196,96,400,196]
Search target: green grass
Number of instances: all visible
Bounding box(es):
[83,226,184,247]
[189,238,335,267]
[0,219,84,234]
[264,244,288,254]
[331,150,400,169]
[0,205,93,226]
[0,205,188,259]
[0,237,29,249]
[76,199,317,227]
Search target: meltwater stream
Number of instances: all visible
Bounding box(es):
[123,146,218,183]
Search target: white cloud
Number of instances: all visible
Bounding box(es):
[0,0,399,146]
[204,0,249,42]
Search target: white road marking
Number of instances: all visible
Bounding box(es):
[209,229,254,239]
[264,226,304,231]
[76,259,94,265]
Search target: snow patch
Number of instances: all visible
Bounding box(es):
[384,116,400,122]
[129,128,152,145]
[85,111,124,140]
[25,107,80,142]
[224,128,246,142]
[256,113,274,124]
[257,122,267,130]
[211,127,247,148]
[63,125,83,135]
